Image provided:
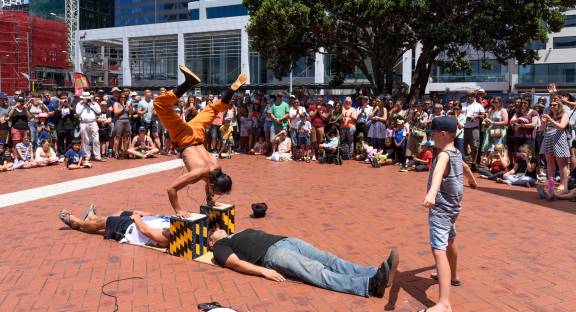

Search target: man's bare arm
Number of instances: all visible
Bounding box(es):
[167,167,206,217]
[131,214,169,247]
[224,254,285,282]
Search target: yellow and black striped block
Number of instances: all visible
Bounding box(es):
[169,213,208,260]
[200,203,235,234]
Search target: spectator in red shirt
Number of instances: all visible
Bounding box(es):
[404,141,433,172]
[308,96,328,160]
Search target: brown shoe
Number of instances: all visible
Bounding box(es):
[178,65,201,86]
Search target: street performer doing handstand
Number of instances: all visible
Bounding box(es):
[154,66,247,217]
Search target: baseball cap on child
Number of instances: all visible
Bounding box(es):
[431,116,457,133]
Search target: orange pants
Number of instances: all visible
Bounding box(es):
[153,91,230,148]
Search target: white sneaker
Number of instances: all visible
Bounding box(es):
[312,156,316,161]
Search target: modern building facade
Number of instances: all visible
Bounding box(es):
[75,2,576,93]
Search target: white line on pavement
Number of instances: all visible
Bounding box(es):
[0,159,184,209]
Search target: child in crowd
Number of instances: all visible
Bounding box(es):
[0,140,13,172]
[355,133,367,160]
[127,126,159,159]
[250,110,260,150]
[268,130,292,161]
[36,113,51,146]
[239,111,252,153]
[65,139,92,169]
[297,113,312,162]
[496,144,537,187]
[320,128,339,152]
[14,134,38,169]
[403,141,433,172]
[250,136,268,155]
[220,118,234,156]
[478,144,509,180]
[394,119,407,166]
[421,116,476,312]
[369,137,396,167]
[35,139,59,166]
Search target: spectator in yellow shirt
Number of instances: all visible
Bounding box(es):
[220,118,234,155]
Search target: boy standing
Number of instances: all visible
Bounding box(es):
[421,117,477,312]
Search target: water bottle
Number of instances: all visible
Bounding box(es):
[108,148,113,158]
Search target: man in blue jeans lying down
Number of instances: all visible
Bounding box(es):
[208,228,399,297]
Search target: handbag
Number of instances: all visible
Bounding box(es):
[411,127,426,138]
[489,128,503,138]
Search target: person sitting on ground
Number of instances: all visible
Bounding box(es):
[127,126,160,159]
[268,130,292,161]
[250,136,268,155]
[65,139,92,169]
[0,140,13,172]
[220,118,234,156]
[355,133,368,161]
[13,134,38,169]
[402,141,433,172]
[477,144,509,180]
[58,205,169,247]
[497,144,537,187]
[208,228,399,298]
[35,139,59,166]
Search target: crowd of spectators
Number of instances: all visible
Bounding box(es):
[0,84,574,200]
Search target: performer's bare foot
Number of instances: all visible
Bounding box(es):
[231,73,248,91]
[179,65,201,86]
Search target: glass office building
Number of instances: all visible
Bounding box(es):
[80,0,114,30]
[115,0,190,27]
[184,31,241,85]
[519,63,576,85]
[129,35,178,83]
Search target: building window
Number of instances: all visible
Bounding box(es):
[189,9,199,20]
[525,40,546,50]
[184,31,241,85]
[519,63,576,84]
[129,36,178,82]
[430,59,508,83]
[553,36,576,49]
[564,15,576,27]
[206,4,248,19]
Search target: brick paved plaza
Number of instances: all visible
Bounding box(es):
[0,156,574,311]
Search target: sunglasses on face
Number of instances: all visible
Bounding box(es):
[550,104,559,107]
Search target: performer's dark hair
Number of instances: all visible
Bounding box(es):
[209,169,232,194]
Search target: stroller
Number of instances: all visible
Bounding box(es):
[318,126,343,165]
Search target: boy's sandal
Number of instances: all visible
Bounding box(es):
[430,272,462,286]
[82,204,96,221]
[58,209,72,228]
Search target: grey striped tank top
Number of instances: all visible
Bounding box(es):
[427,149,464,219]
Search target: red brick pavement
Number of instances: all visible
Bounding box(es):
[0,155,575,311]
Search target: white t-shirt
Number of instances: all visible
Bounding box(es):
[462,101,485,128]
[289,106,306,129]
[120,216,170,246]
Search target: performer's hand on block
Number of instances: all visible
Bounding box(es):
[175,210,191,218]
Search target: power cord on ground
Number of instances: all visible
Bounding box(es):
[101,276,144,312]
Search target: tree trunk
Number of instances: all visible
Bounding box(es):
[385,70,394,95]
[411,45,437,97]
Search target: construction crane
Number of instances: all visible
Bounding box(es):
[64,0,78,66]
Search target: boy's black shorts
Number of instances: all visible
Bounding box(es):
[103,211,134,241]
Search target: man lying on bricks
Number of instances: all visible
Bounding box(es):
[208,228,399,297]
[58,205,169,247]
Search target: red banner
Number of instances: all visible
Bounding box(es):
[73,72,90,96]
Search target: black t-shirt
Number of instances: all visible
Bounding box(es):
[11,109,29,130]
[97,111,112,130]
[516,157,537,179]
[213,229,286,267]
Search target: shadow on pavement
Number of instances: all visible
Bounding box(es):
[385,265,436,311]
[474,185,576,215]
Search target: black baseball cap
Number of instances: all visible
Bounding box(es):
[138,126,146,132]
[431,116,457,133]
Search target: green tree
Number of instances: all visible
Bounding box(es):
[244,0,576,95]
[244,0,418,94]
[410,0,576,96]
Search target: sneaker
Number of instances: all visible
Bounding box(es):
[312,155,316,161]
[94,157,106,162]
[179,65,201,86]
[479,175,489,179]
[399,167,408,172]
